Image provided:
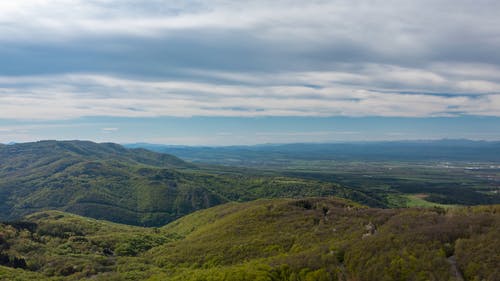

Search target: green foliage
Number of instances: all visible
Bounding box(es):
[131,142,500,207]
[0,141,499,280]
[115,235,168,256]
[455,228,500,281]
[0,265,50,281]
[0,200,499,280]
[0,141,375,226]
[153,199,498,281]
[0,211,174,279]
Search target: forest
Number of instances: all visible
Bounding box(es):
[0,141,499,280]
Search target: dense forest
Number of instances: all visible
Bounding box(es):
[0,198,498,280]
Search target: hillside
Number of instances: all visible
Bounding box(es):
[0,210,171,280]
[149,198,500,281]
[0,198,498,280]
[1,140,194,170]
[0,140,217,226]
[0,141,379,226]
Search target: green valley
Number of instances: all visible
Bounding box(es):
[0,141,377,226]
[3,0,500,280]
[0,141,499,280]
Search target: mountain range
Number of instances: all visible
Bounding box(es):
[125,140,500,165]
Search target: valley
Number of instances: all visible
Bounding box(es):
[0,141,499,280]
[0,141,378,226]
[3,1,500,280]
[128,141,500,209]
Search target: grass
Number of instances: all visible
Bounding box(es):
[404,194,459,208]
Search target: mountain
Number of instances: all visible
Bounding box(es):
[126,140,500,165]
[0,140,215,226]
[0,140,193,169]
[1,198,498,280]
[0,141,379,226]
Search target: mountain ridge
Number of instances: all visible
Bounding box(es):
[0,140,379,226]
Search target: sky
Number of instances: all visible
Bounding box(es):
[1,0,500,145]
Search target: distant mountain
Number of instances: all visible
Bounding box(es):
[0,141,377,226]
[126,139,500,165]
[1,140,195,171]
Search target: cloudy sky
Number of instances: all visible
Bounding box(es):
[1,0,500,145]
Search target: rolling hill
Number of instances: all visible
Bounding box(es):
[0,141,379,226]
[2,140,497,280]
[0,198,498,280]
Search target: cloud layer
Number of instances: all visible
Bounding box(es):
[1,0,500,119]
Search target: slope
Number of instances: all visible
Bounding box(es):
[1,198,498,281]
[146,198,499,281]
[0,210,172,280]
[0,141,222,226]
[0,141,378,226]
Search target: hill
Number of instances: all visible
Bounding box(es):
[148,198,499,281]
[0,198,498,280]
[0,141,379,226]
[1,140,193,170]
[0,140,217,226]
[0,210,171,280]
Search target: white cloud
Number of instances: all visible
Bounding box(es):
[1,0,499,55]
[1,1,499,120]
[102,127,119,132]
[1,68,499,120]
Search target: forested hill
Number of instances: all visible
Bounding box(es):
[0,198,498,280]
[0,141,379,226]
[0,140,194,170]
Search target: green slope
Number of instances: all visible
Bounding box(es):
[0,141,222,226]
[0,210,172,280]
[0,141,379,226]
[148,198,499,281]
[1,198,498,281]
